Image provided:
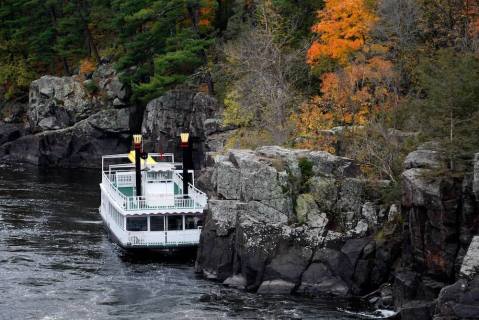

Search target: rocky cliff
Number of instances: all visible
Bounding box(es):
[0,66,224,168]
[0,64,130,167]
[196,146,401,300]
[195,145,479,318]
[396,146,479,319]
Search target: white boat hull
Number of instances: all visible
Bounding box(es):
[99,207,202,249]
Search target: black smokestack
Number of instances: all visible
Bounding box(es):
[133,134,142,197]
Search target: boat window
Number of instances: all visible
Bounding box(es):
[126,217,147,231]
[167,216,183,231]
[150,216,165,231]
[185,215,202,229]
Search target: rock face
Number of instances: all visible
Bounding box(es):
[435,237,479,319]
[196,146,400,297]
[0,123,25,145]
[141,90,218,168]
[196,144,479,318]
[28,64,126,133]
[0,63,131,168]
[396,145,479,319]
[459,236,479,278]
[0,108,130,168]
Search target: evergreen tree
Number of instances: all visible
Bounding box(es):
[414,49,479,171]
[113,0,217,103]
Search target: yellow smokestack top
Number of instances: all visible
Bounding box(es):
[180,132,189,144]
[133,134,142,146]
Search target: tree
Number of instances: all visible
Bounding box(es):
[417,0,479,51]
[113,0,218,104]
[135,29,213,102]
[220,0,304,146]
[293,53,400,157]
[414,49,479,170]
[307,0,377,69]
[290,96,337,152]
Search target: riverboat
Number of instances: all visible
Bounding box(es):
[99,134,207,249]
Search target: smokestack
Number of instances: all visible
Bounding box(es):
[180,132,190,197]
[133,134,142,197]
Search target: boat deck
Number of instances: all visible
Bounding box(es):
[101,153,207,213]
[116,183,182,198]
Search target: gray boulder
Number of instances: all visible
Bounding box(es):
[257,280,296,294]
[223,274,247,289]
[435,277,479,319]
[94,64,126,101]
[298,261,350,296]
[404,149,443,169]
[295,193,328,230]
[402,166,462,280]
[28,75,90,131]
[263,245,312,284]
[196,145,404,299]
[27,65,126,133]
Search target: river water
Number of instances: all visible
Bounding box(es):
[0,164,367,320]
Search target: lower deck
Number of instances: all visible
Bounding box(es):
[100,188,203,249]
[100,207,203,248]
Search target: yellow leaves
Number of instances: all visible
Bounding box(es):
[291,99,337,152]
[223,90,254,127]
[307,0,377,65]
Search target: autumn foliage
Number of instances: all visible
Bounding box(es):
[79,58,96,75]
[296,0,402,152]
[307,0,377,65]
[294,56,398,150]
[199,0,216,27]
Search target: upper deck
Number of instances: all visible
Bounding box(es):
[100,153,207,214]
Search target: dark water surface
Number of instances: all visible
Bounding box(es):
[0,164,365,320]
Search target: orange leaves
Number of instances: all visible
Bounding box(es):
[79,58,96,75]
[296,0,402,152]
[307,0,377,65]
[322,56,397,121]
[198,0,216,27]
[291,98,337,152]
[293,56,398,150]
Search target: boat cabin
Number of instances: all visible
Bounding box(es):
[99,135,207,249]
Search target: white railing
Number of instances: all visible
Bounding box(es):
[188,183,208,208]
[125,195,196,210]
[126,230,201,247]
[173,172,184,192]
[102,172,127,208]
[101,171,207,212]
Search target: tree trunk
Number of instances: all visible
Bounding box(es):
[48,5,71,75]
[77,0,100,63]
[85,26,100,63]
